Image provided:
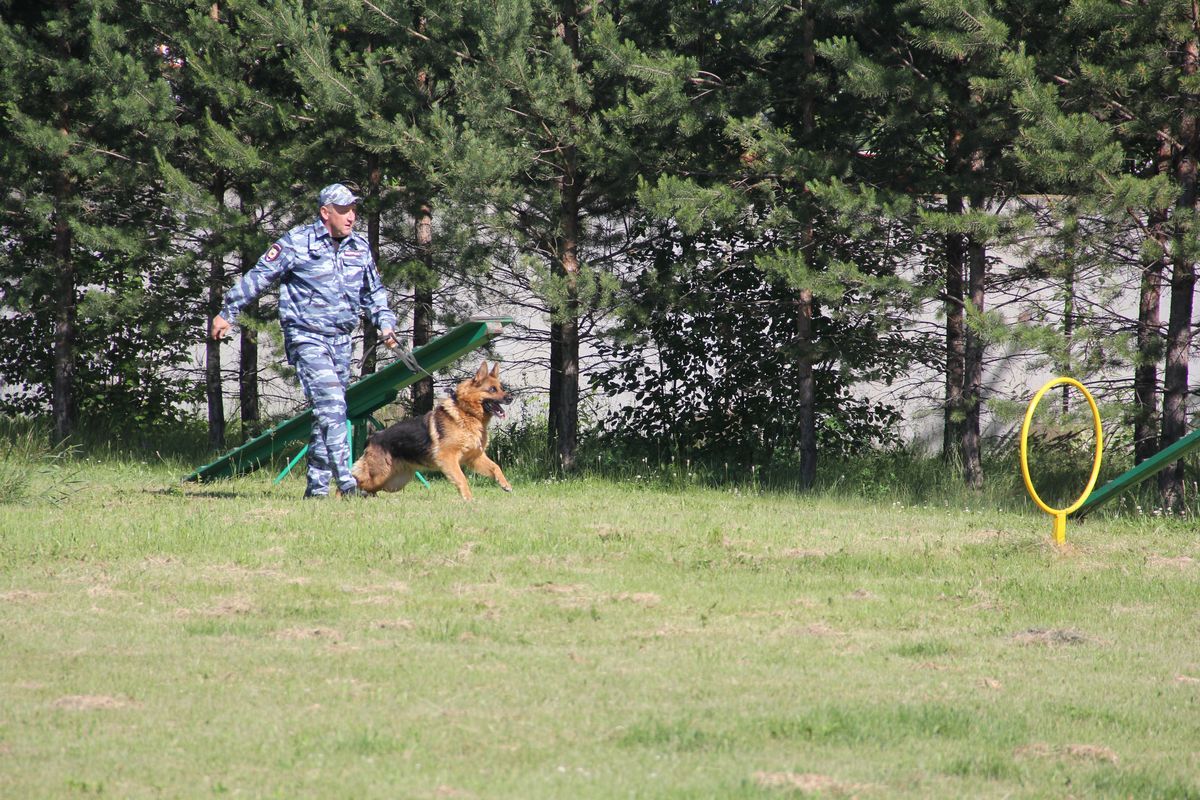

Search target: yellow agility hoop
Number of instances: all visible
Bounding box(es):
[1019,377,1104,545]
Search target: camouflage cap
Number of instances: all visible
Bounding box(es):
[318,183,359,208]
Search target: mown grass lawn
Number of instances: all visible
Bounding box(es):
[1,459,1199,798]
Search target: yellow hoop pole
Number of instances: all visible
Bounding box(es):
[1019,377,1104,545]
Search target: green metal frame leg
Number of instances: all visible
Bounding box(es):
[274,445,309,485]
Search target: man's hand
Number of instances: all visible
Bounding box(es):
[210,314,232,340]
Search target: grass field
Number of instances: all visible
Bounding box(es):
[2,456,1199,799]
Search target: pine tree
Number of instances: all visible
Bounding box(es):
[143,0,310,447]
[603,1,930,475]
[819,0,1030,489]
[0,0,184,442]
[1007,0,1200,509]
[405,0,698,471]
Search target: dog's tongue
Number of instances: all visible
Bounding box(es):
[493,405,506,419]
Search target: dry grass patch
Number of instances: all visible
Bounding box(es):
[206,563,289,581]
[431,785,475,799]
[753,771,866,796]
[780,548,827,559]
[1146,554,1196,569]
[788,622,844,638]
[51,695,136,711]
[971,528,1008,540]
[341,580,410,594]
[372,618,415,630]
[175,596,255,618]
[1010,628,1093,646]
[1014,742,1119,764]
[609,591,661,606]
[343,581,409,605]
[276,626,342,642]
[633,623,706,640]
[589,523,626,541]
[530,582,599,606]
[0,590,46,602]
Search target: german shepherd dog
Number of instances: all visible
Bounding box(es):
[351,360,513,500]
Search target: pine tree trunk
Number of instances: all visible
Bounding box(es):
[410,14,435,414]
[50,14,76,445]
[548,320,562,457]
[550,166,581,473]
[1134,202,1167,465]
[796,1,817,490]
[412,200,435,414]
[549,2,581,473]
[943,189,966,462]
[51,166,76,445]
[1061,257,1074,414]
[237,185,259,439]
[360,157,382,378]
[206,177,226,451]
[962,192,986,490]
[1160,35,1200,510]
[1159,250,1195,509]
[796,288,816,489]
[237,308,259,438]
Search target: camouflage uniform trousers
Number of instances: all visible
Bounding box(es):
[285,330,357,496]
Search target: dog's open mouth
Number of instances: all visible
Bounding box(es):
[484,399,507,419]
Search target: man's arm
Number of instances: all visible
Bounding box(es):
[210,239,292,339]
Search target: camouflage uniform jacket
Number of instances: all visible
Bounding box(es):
[220,219,397,336]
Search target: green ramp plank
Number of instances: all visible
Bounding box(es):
[183,317,512,483]
[1076,425,1200,516]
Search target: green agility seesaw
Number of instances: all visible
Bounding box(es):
[1076,425,1200,516]
[183,317,512,484]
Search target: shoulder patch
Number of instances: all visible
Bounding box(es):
[264,243,283,262]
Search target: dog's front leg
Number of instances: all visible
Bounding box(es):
[436,456,474,500]
[465,453,512,493]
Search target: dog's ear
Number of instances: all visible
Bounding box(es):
[474,360,489,383]
[490,361,500,379]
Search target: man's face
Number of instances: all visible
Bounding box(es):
[320,203,356,238]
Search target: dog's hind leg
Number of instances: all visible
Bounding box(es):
[464,453,512,493]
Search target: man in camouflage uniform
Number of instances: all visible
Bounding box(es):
[210,183,417,498]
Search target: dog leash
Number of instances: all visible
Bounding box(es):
[385,338,432,377]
